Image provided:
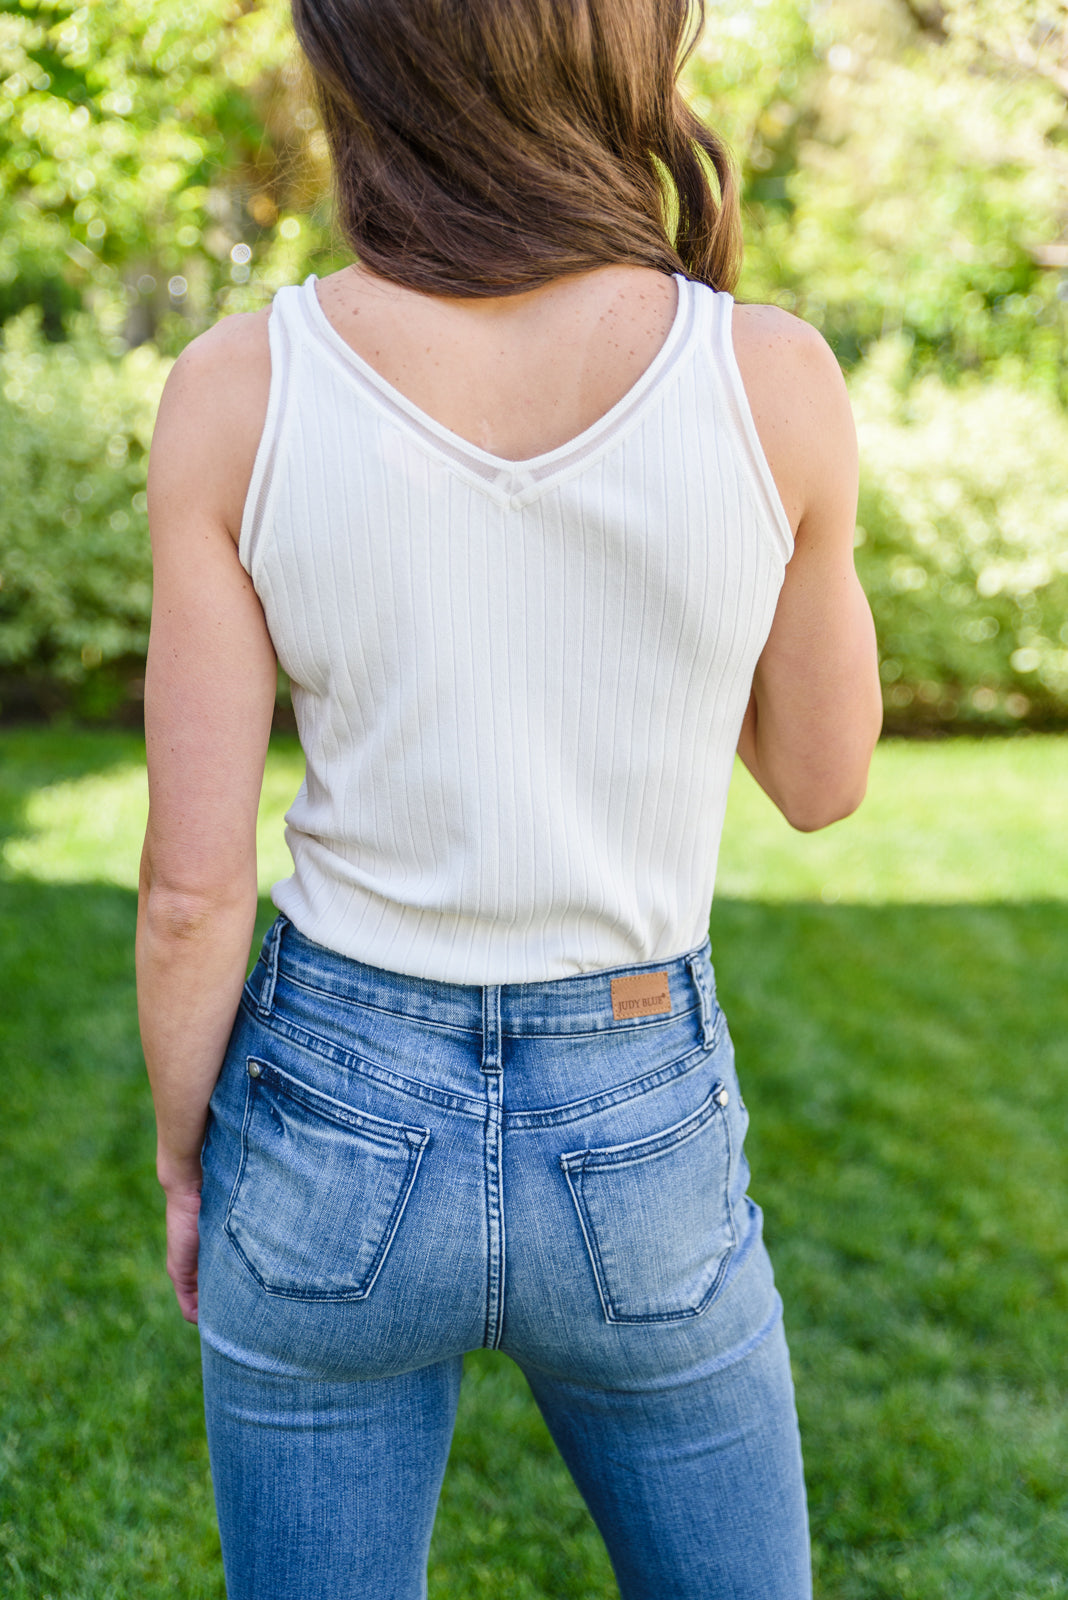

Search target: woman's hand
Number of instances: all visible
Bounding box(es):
[164,1180,203,1324]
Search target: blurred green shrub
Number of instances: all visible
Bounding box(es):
[0,309,168,716]
[3,314,1068,732]
[852,341,1068,730]
[752,43,1068,388]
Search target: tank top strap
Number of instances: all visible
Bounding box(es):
[687,278,734,347]
[690,282,794,565]
[238,287,302,573]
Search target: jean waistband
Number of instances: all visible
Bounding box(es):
[251,916,719,1041]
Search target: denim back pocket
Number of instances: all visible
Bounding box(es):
[225,1058,429,1301]
[560,1083,735,1324]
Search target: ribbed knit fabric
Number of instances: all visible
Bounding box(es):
[240,273,793,983]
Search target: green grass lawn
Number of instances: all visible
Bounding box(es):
[1,729,1065,1599]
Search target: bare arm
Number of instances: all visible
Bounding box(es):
[732,305,882,830]
[137,310,274,1321]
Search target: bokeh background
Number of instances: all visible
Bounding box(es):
[2,0,1067,729]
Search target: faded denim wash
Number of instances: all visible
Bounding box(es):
[198,916,811,1600]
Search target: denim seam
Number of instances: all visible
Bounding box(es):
[255,915,287,1020]
[266,968,703,1041]
[499,1000,704,1041]
[222,1064,259,1240]
[247,1057,431,1145]
[560,1161,612,1323]
[559,1083,728,1171]
[238,990,720,1126]
[505,1034,719,1130]
[238,992,487,1119]
[271,935,711,993]
[481,985,506,1349]
[686,951,718,1048]
[264,969,481,1040]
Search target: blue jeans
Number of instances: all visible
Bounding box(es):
[198,917,810,1599]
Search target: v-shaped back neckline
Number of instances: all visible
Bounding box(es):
[296,272,698,505]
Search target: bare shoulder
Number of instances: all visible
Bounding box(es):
[166,306,271,384]
[729,302,856,535]
[150,309,272,542]
[731,302,845,397]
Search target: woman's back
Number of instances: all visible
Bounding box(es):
[231,267,793,981]
[181,263,819,546]
[313,264,679,462]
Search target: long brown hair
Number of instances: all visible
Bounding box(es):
[291,0,742,295]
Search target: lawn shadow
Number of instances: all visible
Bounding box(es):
[2,879,1065,1597]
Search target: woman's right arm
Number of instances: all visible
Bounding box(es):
[137,310,275,1320]
[732,305,882,831]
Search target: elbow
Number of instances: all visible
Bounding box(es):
[139,851,255,944]
[141,887,227,944]
[769,713,881,833]
[780,774,870,833]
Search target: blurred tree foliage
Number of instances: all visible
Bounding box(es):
[1,0,1067,725]
[691,0,1068,385]
[0,0,345,352]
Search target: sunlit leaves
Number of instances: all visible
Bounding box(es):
[0,0,336,346]
[689,1,1068,384]
[852,340,1068,725]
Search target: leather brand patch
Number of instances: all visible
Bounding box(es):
[610,971,672,1021]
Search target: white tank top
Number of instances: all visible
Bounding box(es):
[240,273,793,983]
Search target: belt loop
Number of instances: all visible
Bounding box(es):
[256,915,287,1020]
[687,950,717,1048]
[481,984,502,1074]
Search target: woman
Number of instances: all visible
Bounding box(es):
[137,1,882,1595]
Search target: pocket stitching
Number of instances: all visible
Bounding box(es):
[560,1085,737,1325]
[243,1057,430,1148]
[236,993,487,1120]
[560,1161,614,1323]
[223,1063,430,1302]
[558,1080,727,1172]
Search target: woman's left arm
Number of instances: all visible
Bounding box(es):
[136,311,275,1323]
[732,305,882,830]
